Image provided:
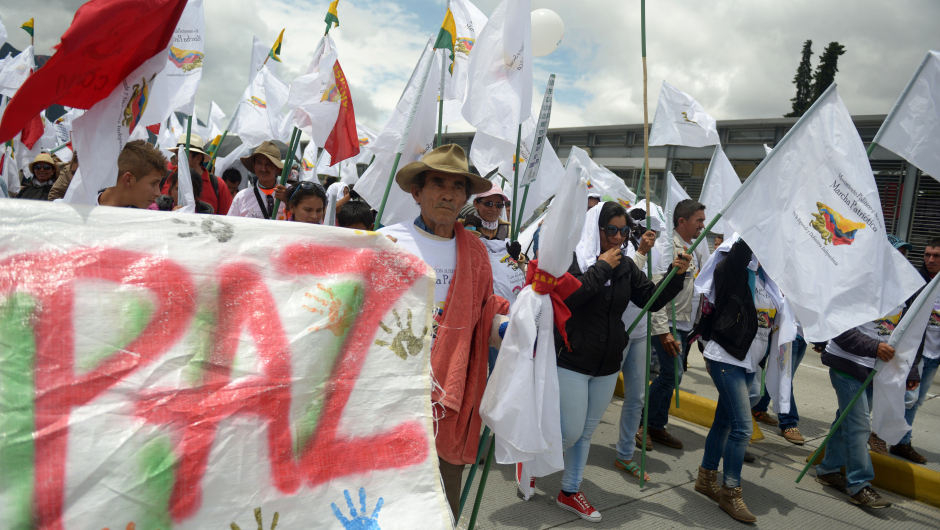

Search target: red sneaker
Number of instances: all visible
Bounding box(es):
[556,491,602,522]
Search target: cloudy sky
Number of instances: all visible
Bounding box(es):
[5,0,940,133]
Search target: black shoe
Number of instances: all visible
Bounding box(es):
[743,451,756,463]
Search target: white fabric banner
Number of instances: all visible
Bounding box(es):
[648,81,720,147]
[356,39,440,226]
[722,85,926,341]
[440,0,489,127]
[699,145,741,237]
[461,0,532,143]
[873,50,940,182]
[232,65,289,151]
[874,273,940,445]
[480,155,588,493]
[64,48,172,205]
[0,200,449,529]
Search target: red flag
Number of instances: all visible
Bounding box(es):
[146,123,162,135]
[323,62,361,163]
[0,0,187,143]
[20,114,45,150]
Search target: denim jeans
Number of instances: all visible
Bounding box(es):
[899,356,939,445]
[751,337,807,429]
[617,338,649,461]
[557,367,620,493]
[816,369,874,495]
[648,329,688,430]
[701,360,755,488]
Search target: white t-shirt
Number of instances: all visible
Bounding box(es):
[227,184,287,220]
[826,304,905,369]
[703,273,777,373]
[923,293,940,360]
[379,222,457,337]
[480,238,525,305]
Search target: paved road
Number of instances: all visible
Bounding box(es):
[458,346,940,529]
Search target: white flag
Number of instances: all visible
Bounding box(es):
[461,0,532,143]
[356,38,440,226]
[52,108,82,148]
[440,0,489,127]
[699,145,741,237]
[1,143,18,196]
[653,171,691,274]
[138,0,204,125]
[480,152,588,483]
[353,122,379,164]
[314,147,358,183]
[300,141,318,182]
[208,101,226,132]
[232,65,289,150]
[873,273,940,445]
[648,81,720,147]
[215,143,250,183]
[64,49,171,205]
[288,35,343,146]
[873,50,940,182]
[158,111,184,157]
[175,150,196,213]
[763,144,773,156]
[722,85,925,341]
[250,35,281,81]
[0,16,7,47]
[0,45,33,98]
[570,146,636,210]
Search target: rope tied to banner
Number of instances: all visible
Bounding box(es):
[524,259,580,350]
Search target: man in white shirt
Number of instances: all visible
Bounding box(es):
[227,141,287,220]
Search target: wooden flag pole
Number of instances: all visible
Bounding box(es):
[638,0,653,488]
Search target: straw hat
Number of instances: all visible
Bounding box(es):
[167,133,210,157]
[395,144,492,195]
[29,153,59,179]
[240,140,284,173]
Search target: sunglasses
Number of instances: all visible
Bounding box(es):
[289,181,326,201]
[477,200,507,208]
[33,164,54,171]
[604,225,630,238]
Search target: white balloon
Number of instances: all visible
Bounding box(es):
[530,9,564,57]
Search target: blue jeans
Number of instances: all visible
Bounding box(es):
[816,369,874,495]
[558,367,620,493]
[899,356,939,445]
[701,360,755,488]
[751,337,807,429]
[648,329,688,430]
[617,338,649,461]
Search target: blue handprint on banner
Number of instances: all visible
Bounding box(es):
[331,487,384,529]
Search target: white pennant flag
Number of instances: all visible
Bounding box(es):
[0,45,33,98]
[158,111,184,158]
[763,144,773,156]
[653,171,692,274]
[175,149,197,213]
[354,122,379,163]
[214,143,250,182]
[250,35,281,81]
[722,85,925,341]
[461,0,532,143]
[440,0,489,127]
[649,81,720,147]
[138,0,205,124]
[873,50,940,182]
[232,65,289,150]
[314,147,358,183]
[0,16,7,47]
[288,35,343,146]
[873,273,940,445]
[1,143,18,196]
[699,145,741,237]
[300,141,318,182]
[208,101,226,132]
[356,38,440,226]
[64,49,172,205]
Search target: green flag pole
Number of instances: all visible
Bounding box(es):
[434,0,450,148]
[270,128,301,219]
[510,124,522,236]
[457,426,491,519]
[465,434,496,530]
[374,36,436,229]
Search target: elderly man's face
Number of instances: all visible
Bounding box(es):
[413,171,468,229]
[474,196,505,223]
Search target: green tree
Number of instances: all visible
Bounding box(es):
[811,42,847,101]
[785,40,814,118]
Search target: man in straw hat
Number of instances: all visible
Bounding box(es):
[165,133,232,215]
[379,144,510,518]
[16,153,59,201]
[227,140,287,220]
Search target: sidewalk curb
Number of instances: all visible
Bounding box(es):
[615,374,764,442]
[806,448,940,508]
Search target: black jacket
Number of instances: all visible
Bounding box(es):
[692,239,756,361]
[555,251,685,377]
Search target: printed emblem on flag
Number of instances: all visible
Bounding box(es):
[358,137,370,147]
[874,311,902,336]
[168,46,205,72]
[499,255,520,271]
[810,202,866,246]
[249,96,267,109]
[456,38,475,55]
[122,75,156,133]
[302,158,315,171]
[929,306,940,328]
[681,111,698,124]
[617,198,631,209]
[757,308,777,329]
[321,84,341,103]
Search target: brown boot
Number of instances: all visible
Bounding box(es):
[719,484,757,523]
[648,427,683,449]
[868,433,889,456]
[635,426,652,451]
[890,443,927,464]
[694,466,721,502]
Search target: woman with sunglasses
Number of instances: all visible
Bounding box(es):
[553,201,690,522]
[286,181,327,224]
[17,153,59,201]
